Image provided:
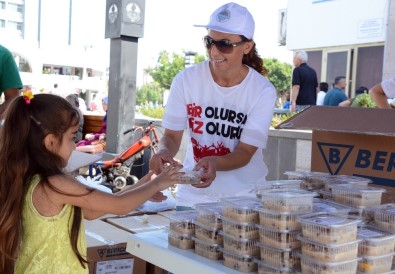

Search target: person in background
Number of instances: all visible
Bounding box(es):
[316,82,329,106]
[0,44,23,116]
[66,93,84,142]
[323,76,350,107]
[369,77,395,108]
[355,86,368,96]
[76,96,108,149]
[149,2,277,209]
[0,93,182,273]
[290,50,318,112]
[283,93,291,109]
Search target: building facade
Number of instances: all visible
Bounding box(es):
[285,0,390,97]
[0,0,108,102]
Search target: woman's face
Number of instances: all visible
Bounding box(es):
[206,30,252,72]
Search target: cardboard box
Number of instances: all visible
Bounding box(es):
[85,219,146,274]
[277,106,395,203]
[104,214,170,274]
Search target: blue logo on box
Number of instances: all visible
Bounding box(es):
[317,142,354,175]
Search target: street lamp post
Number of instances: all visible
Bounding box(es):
[104,0,145,154]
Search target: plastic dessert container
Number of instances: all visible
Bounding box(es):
[297,212,361,244]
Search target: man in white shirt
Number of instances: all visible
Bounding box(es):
[316,82,328,105]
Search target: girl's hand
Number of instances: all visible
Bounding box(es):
[193,157,216,188]
[139,171,156,184]
[149,191,168,202]
[154,163,183,190]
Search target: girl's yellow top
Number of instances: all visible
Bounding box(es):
[15,175,88,274]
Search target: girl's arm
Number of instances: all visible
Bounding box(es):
[45,166,180,219]
[83,171,164,219]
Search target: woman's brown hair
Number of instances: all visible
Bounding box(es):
[241,36,269,76]
[0,94,87,273]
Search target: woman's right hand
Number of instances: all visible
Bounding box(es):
[149,151,179,174]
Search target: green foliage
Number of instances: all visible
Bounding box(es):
[263,58,292,95]
[140,106,165,119]
[146,51,206,90]
[136,82,163,106]
[271,112,296,128]
[350,93,376,108]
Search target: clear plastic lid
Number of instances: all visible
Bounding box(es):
[192,236,220,248]
[220,215,257,226]
[255,179,303,189]
[297,212,361,228]
[330,184,386,194]
[297,234,361,248]
[360,252,395,260]
[259,188,318,199]
[219,230,259,244]
[256,242,292,252]
[255,206,303,216]
[312,198,353,213]
[220,196,261,209]
[219,247,257,260]
[357,224,395,240]
[327,174,371,182]
[256,223,301,234]
[254,258,296,273]
[164,210,197,222]
[284,170,329,178]
[167,228,194,238]
[193,220,221,232]
[297,251,360,267]
[194,202,223,214]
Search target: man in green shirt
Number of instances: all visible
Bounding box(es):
[0,44,23,115]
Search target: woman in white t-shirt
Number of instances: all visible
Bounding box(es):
[369,77,395,108]
[149,2,277,209]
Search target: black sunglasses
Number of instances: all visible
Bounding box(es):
[203,36,246,54]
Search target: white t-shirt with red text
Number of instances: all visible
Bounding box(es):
[162,61,277,207]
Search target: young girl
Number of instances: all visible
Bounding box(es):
[0,94,182,274]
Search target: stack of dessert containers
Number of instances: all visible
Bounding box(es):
[219,196,261,273]
[357,224,395,273]
[297,212,361,273]
[319,175,372,200]
[192,202,224,261]
[254,188,317,273]
[165,210,197,250]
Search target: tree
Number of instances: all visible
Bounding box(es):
[263,58,292,95]
[146,51,206,90]
[136,82,163,106]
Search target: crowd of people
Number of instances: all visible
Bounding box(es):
[0,1,394,273]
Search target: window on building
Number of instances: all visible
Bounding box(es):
[0,1,5,10]
[0,20,5,28]
[7,3,23,13]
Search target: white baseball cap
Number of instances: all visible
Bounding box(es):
[194,2,255,40]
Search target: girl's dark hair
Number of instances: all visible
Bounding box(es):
[0,94,87,273]
[241,36,269,76]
